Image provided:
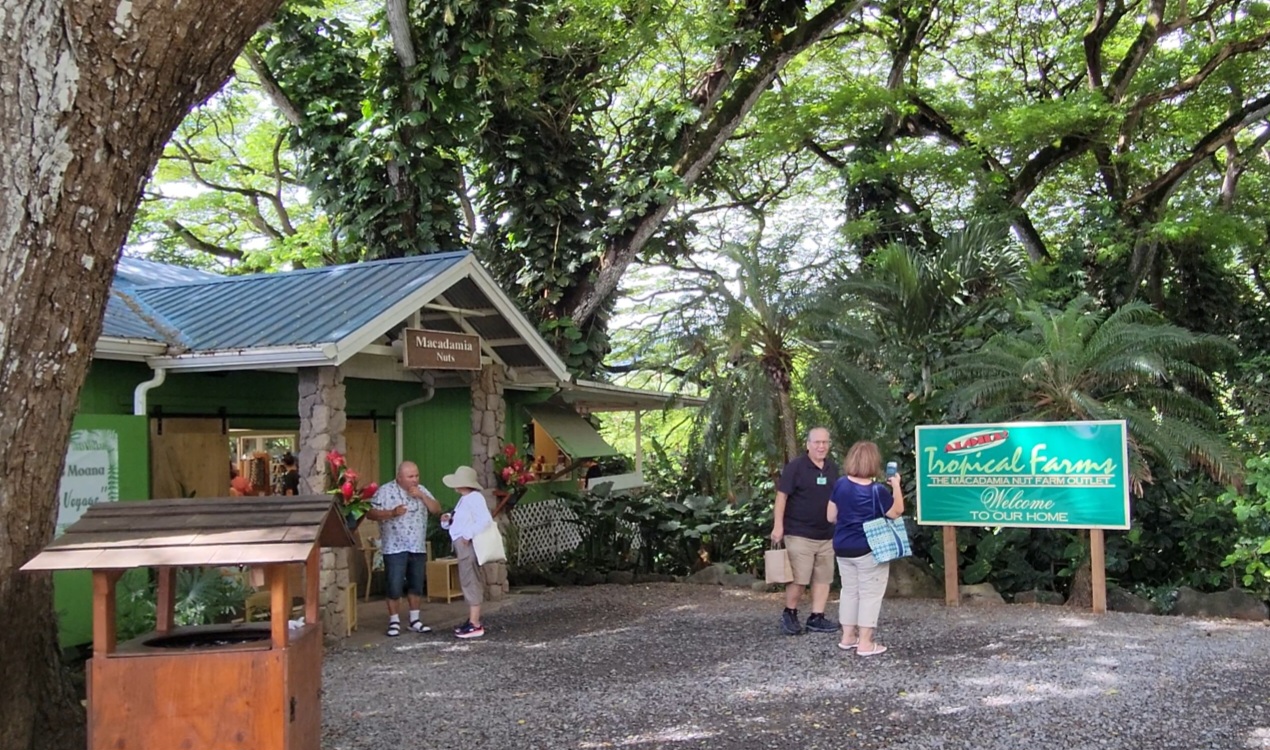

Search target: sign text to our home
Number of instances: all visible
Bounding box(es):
[403,328,482,370]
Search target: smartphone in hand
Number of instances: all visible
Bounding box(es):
[885,461,898,479]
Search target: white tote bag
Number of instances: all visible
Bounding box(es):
[473,521,507,565]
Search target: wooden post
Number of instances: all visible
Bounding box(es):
[1090,528,1107,614]
[155,566,177,634]
[267,563,290,648]
[942,526,960,606]
[92,570,122,656]
[305,548,320,628]
[634,410,643,475]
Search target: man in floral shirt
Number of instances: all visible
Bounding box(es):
[368,461,441,636]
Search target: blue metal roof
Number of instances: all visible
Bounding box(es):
[114,256,223,288]
[102,291,177,342]
[102,252,470,350]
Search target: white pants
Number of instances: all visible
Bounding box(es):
[837,553,890,628]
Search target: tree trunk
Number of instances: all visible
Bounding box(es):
[0,2,285,748]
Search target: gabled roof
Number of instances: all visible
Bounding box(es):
[21,497,355,571]
[99,252,571,381]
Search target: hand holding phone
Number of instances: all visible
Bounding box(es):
[885,461,898,479]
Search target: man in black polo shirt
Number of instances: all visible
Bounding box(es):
[771,427,840,635]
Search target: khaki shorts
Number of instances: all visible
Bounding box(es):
[455,539,486,605]
[784,536,835,586]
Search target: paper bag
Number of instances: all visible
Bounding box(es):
[764,544,793,584]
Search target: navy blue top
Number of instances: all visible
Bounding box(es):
[777,453,839,540]
[830,478,889,558]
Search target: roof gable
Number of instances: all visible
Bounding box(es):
[97,252,571,381]
[131,252,467,350]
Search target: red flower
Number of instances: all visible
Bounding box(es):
[511,459,524,472]
[344,469,358,483]
[360,482,378,499]
[503,443,517,458]
[501,466,515,480]
[519,472,534,485]
[327,450,345,469]
[341,481,355,501]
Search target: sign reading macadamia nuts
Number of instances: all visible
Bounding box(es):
[403,328,482,370]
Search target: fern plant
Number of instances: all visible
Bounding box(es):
[943,295,1241,492]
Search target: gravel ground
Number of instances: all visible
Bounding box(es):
[321,584,1270,750]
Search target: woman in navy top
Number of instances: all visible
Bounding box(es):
[827,440,904,656]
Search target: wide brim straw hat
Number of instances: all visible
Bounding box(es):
[442,465,484,491]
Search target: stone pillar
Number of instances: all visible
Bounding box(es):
[470,365,509,601]
[297,366,351,637]
[469,363,506,489]
[297,366,347,494]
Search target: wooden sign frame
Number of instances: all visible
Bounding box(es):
[402,328,482,370]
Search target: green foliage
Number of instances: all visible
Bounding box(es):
[1217,457,1270,599]
[944,295,1241,490]
[258,0,529,259]
[117,568,256,642]
[536,441,775,577]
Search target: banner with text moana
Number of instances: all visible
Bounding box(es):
[915,421,1130,529]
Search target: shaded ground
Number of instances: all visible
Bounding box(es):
[322,584,1270,750]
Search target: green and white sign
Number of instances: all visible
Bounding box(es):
[56,428,119,537]
[915,421,1130,529]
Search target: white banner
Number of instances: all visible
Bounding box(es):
[57,429,119,537]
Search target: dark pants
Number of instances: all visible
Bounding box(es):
[383,551,426,599]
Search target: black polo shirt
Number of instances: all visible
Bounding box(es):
[777,452,838,540]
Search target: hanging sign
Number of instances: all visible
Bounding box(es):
[915,420,1130,529]
[57,429,119,537]
[403,328,482,370]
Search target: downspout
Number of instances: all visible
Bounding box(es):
[395,380,436,467]
[133,366,167,416]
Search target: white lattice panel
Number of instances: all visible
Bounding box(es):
[509,498,583,565]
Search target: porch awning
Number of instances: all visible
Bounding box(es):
[525,405,621,459]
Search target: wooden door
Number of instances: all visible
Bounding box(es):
[150,418,230,499]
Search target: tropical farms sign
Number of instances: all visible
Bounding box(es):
[915,421,1130,529]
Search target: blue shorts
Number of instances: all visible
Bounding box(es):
[382,551,426,599]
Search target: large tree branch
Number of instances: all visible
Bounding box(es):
[385,0,417,71]
[566,0,863,327]
[1127,91,1270,208]
[243,46,304,127]
[1082,0,1128,90]
[1105,0,1167,103]
[1119,28,1270,147]
[1224,126,1270,206]
[171,141,280,203]
[162,220,245,260]
[1011,134,1093,206]
[270,132,296,235]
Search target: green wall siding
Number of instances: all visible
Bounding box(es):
[504,388,553,449]
[400,388,472,511]
[80,360,427,422]
[54,414,150,648]
[78,360,152,414]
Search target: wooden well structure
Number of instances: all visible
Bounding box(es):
[23,497,355,750]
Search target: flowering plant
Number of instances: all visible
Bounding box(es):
[326,450,377,520]
[493,442,535,492]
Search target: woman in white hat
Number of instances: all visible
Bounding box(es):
[441,465,494,639]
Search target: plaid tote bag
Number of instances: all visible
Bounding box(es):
[862,483,912,563]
